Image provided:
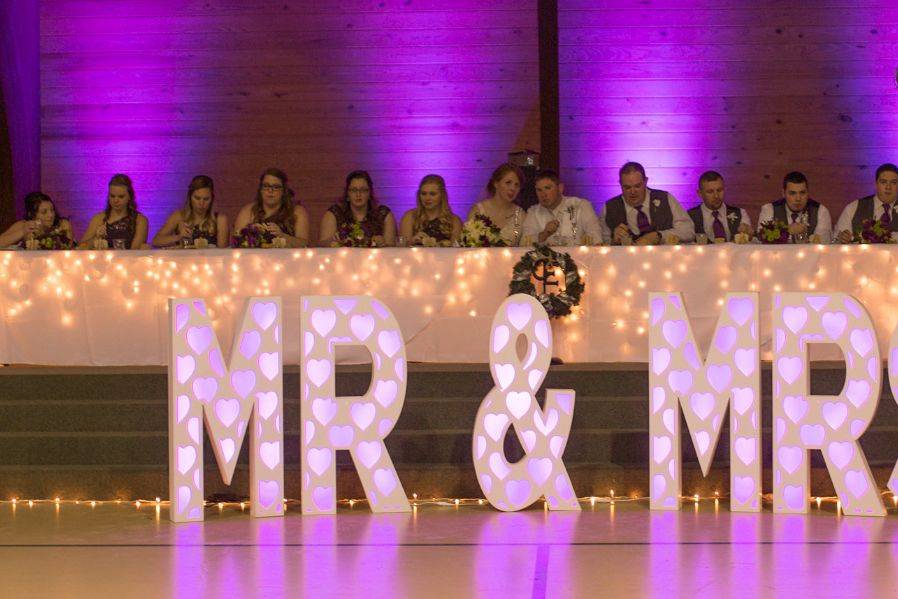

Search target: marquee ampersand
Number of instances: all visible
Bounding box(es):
[472,294,579,511]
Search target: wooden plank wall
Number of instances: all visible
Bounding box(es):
[40,1,539,239]
[0,0,41,225]
[559,0,898,222]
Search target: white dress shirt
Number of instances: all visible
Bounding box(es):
[695,204,752,241]
[599,190,694,244]
[757,202,833,243]
[521,196,601,245]
[835,195,897,238]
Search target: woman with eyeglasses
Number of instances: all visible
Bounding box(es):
[318,170,396,247]
[232,167,310,248]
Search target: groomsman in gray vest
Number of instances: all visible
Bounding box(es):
[757,171,833,243]
[835,163,898,243]
[688,171,752,241]
[599,162,693,245]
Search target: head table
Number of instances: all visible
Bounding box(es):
[0,245,894,366]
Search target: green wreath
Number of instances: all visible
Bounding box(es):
[509,244,584,319]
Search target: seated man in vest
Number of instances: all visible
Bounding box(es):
[688,170,752,242]
[834,163,898,243]
[599,162,694,245]
[521,169,601,246]
[757,171,832,243]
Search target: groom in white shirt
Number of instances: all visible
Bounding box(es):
[521,169,601,246]
[835,163,898,243]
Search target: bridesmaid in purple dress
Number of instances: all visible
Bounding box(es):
[152,175,229,248]
[79,174,148,250]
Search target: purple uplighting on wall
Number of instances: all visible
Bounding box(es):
[559,1,898,221]
[39,1,539,239]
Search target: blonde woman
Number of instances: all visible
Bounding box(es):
[152,175,228,248]
[398,174,462,246]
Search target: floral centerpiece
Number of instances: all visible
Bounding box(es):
[853,219,893,244]
[336,221,369,247]
[231,225,285,248]
[459,214,507,247]
[757,220,790,244]
[25,229,75,250]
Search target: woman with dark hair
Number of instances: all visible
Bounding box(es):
[152,175,229,248]
[0,192,74,249]
[79,174,148,249]
[232,167,310,247]
[398,174,462,246]
[466,163,525,245]
[319,170,396,247]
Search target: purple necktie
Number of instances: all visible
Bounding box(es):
[711,210,726,239]
[635,204,651,234]
[882,206,892,227]
[791,212,800,223]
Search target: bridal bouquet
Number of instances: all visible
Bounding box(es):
[459,214,507,247]
[757,220,790,244]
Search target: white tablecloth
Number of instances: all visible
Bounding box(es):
[0,245,893,365]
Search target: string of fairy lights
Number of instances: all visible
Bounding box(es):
[4,490,898,515]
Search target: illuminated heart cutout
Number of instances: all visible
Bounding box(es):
[778,446,803,474]
[351,402,376,430]
[783,484,805,509]
[734,437,756,465]
[689,393,714,421]
[307,448,331,476]
[230,370,255,399]
[727,297,753,326]
[484,413,509,441]
[506,302,532,331]
[734,349,756,376]
[313,486,335,511]
[777,356,802,385]
[822,402,848,429]
[350,314,376,341]
[650,297,665,325]
[252,302,278,330]
[260,441,280,470]
[662,320,687,348]
[334,298,357,314]
[706,364,732,394]
[177,445,196,475]
[186,326,213,355]
[306,359,331,388]
[239,330,261,359]
[653,436,672,463]
[176,395,190,423]
[192,377,218,403]
[783,306,808,334]
[492,325,510,353]
[651,348,671,375]
[175,304,190,332]
[714,326,737,353]
[373,379,398,407]
[257,391,278,420]
[849,329,874,358]
[377,330,402,358]
[176,355,195,384]
[732,387,753,415]
[534,320,550,348]
[329,425,354,447]
[215,398,240,427]
[494,363,515,391]
[827,441,854,470]
[845,470,868,498]
[527,458,553,485]
[357,441,382,469]
[783,395,808,424]
[258,480,279,508]
[489,452,511,480]
[259,352,279,381]
[505,479,532,507]
[312,397,337,425]
[821,312,848,339]
[506,391,531,419]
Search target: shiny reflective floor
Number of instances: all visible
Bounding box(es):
[2,501,898,597]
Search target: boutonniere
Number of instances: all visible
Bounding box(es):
[652,198,660,207]
[727,211,738,222]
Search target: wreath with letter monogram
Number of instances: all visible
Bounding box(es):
[509,244,584,319]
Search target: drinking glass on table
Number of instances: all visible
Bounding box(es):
[112,238,126,250]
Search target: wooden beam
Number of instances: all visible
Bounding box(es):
[538,0,559,172]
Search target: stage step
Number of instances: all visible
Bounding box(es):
[0,364,895,501]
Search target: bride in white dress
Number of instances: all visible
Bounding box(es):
[466,163,525,246]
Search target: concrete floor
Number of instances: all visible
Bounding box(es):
[1,501,898,598]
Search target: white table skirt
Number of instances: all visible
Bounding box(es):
[0,245,893,365]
